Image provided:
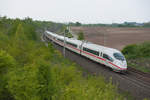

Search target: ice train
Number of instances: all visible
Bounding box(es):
[43,31,127,72]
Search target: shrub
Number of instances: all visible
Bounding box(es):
[122,42,150,59]
[0,50,15,100]
[122,42,150,72]
[77,31,84,40]
[8,64,41,100]
[122,44,137,59]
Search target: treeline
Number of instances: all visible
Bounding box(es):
[68,21,150,27]
[0,16,65,40]
[0,17,125,100]
[122,42,150,72]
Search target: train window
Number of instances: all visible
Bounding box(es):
[83,47,99,56]
[57,38,64,42]
[100,52,103,56]
[113,53,125,61]
[66,41,77,48]
[103,54,114,62]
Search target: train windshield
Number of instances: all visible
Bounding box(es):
[113,53,125,61]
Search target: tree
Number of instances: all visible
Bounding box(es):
[0,50,15,100]
[15,23,26,41]
[61,27,73,38]
[77,31,84,40]
[75,22,82,26]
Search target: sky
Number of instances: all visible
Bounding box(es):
[0,0,150,24]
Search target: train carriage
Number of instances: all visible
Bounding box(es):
[44,31,127,72]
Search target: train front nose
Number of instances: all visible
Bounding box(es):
[122,60,127,67]
[119,61,127,70]
[115,61,127,70]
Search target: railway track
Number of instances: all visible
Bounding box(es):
[127,67,150,85]
[42,35,150,100]
[119,72,150,90]
[128,67,150,78]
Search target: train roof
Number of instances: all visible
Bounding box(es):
[46,31,121,55]
[46,31,82,45]
[66,38,82,45]
[46,31,64,39]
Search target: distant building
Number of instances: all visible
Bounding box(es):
[135,23,144,26]
[124,22,136,25]
[123,22,144,26]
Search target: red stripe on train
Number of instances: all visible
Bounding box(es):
[52,38,126,70]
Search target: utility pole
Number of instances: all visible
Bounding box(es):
[63,28,66,58]
[63,26,69,58]
[104,28,109,46]
[63,25,71,57]
[104,31,106,46]
[68,25,70,33]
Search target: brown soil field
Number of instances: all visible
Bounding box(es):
[71,26,150,50]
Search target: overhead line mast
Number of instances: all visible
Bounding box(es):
[63,25,70,58]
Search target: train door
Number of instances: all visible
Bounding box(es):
[80,41,85,55]
[79,45,82,54]
[99,51,102,64]
[100,52,103,57]
[103,53,110,66]
[99,52,105,65]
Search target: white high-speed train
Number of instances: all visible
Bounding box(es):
[44,31,127,72]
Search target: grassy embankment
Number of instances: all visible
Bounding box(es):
[122,42,150,73]
[0,17,130,100]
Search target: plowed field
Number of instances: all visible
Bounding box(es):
[71,26,150,50]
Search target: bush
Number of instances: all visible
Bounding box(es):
[77,31,84,40]
[122,42,150,59]
[122,44,138,59]
[8,64,40,100]
[139,42,150,57]
[122,42,150,73]
[0,50,15,100]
